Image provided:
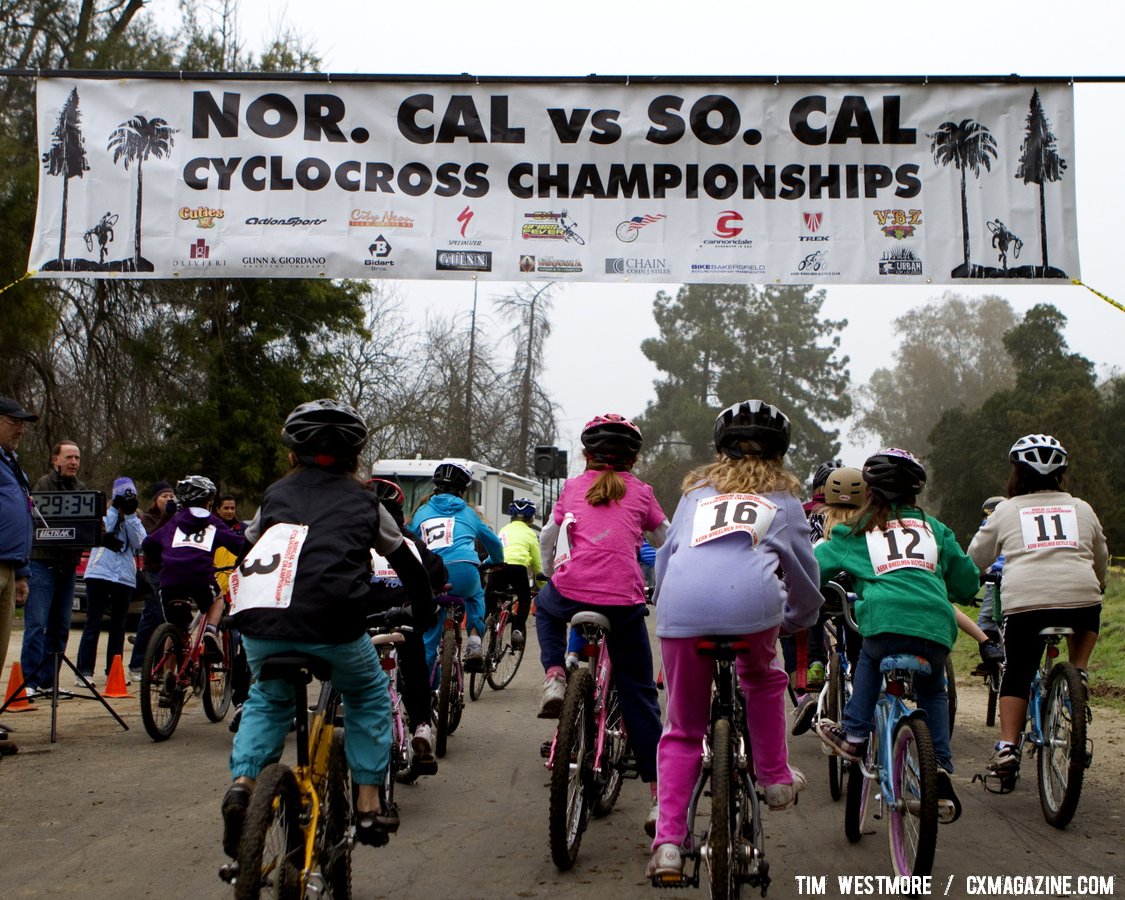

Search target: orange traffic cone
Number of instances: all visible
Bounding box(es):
[2,662,35,711]
[102,655,130,698]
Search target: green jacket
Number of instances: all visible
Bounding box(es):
[814,506,979,650]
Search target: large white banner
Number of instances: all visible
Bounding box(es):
[29,77,1078,284]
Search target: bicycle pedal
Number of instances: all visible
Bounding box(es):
[539,740,552,759]
[218,862,239,884]
[650,874,693,889]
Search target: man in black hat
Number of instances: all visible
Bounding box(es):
[0,396,38,753]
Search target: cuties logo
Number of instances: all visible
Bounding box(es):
[179,206,224,229]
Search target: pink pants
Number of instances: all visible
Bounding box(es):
[654,628,791,849]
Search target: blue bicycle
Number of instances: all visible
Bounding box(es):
[837,591,942,878]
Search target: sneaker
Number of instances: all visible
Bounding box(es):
[127,634,137,645]
[75,674,95,688]
[816,721,866,763]
[978,639,1004,670]
[646,843,684,879]
[984,742,1021,793]
[791,693,817,736]
[228,704,243,734]
[221,782,251,858]
[203,630,223,660]
[936,768,962,824]
[564,652,580,672]
[128,668,144,683]
[355,798,400,846]
[411,723,437,775]
[463,635,484,673]
[0,738,17,756]
[806,661,826,688]
[645,798,659,837]
[537,674,567,719]
[510,629,525,651]
[764,768,808,810]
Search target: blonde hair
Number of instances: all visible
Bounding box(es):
[585,460,632,506]
[682,454,802,497]
[819,503,859,538]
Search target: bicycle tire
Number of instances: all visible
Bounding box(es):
[435,632,456,757]
[323,731,353,900]
[235,763,303,900]
[202,629,234,722]
[944,656,957,735]
[1037,662,1087,828]
[591,686,626,818]
[985,672,999,728]
[844,748,873,844]
[827,660,845,801]
[888,717,938,877]
[549,667,594,870]
[140,622,186,741]
[486,612,525,690]
[707,717,737,900]
[448,652,464,735]
[469,617,491,701]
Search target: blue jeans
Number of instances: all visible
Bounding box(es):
[128,571,164,670]
[423,561,485,673]
[534,580,662,782]
[230,633,391,786]
[21,560,76,688]
[843,632,953,772]
[76,577,133,676]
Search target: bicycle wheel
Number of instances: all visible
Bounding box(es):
[549,667,594,870]
[591,686,626,818]
[844,744,874,844]
[1037,662,1087,828]
[469,619,490,701]
[985,671,1000,728]
[888,718,938,877]
[235,763,303,900]
[448,654,464,734]
[827,660,846,801]
[944,656,957,735]
[706,717,737,900]
[435,633,456,758]
[487,612,525,690]
[140,622,186,741]
[202,629,234,722]
[322,731,353,900]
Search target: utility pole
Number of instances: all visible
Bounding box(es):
[463,278,478,459]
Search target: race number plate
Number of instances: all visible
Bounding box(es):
[229,523,309,613]
[866,518,938,575]
[690,493,778,548]
[1019,505,1079,551]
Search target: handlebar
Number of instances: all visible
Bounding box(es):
[822,580,859,633]
[366,606,415,630]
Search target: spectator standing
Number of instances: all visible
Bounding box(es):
[127,481,177,680]
[21,440,86,696]
[75,477,146,684]
[215,494,245,535]
[0,396,37,752]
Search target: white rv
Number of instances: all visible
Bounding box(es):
[369,458,542,529]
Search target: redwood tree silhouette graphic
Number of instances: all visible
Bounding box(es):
[41,87,90,268]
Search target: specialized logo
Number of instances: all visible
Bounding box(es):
[349,209,415,229]
[878,246,923,276]
[436,250,492,272]
[364,235,395,268]
[874,209,922,240]
[457,205,474,237]
[605,257,671,276]
[615,213,666,243]
[713,211,743,239]
[179,206,224,229]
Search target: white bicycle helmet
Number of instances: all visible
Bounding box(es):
[175,475,217,507]
[1009,434,1067,475]
[433,460,473,494]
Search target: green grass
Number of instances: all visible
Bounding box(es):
[953,568,1125,715]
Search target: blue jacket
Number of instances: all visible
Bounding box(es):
[85,508,147,588]
[409,493,503,568]
[0,448,33,578]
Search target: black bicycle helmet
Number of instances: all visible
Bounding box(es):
[508,497,537,518]
[862,448,926,502]
[174,475,217,507]
[281,399,368,458]
[581,413,643,464]
[433,460,473,494]
[1009,434,1067,475]
[364,477,405,508]
[713,399,791,460]
[812,458,844,491]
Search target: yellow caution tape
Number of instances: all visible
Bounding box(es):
[0,271,35,295]
[1072,278,1125,314]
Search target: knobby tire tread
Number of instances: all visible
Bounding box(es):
[708,717,736,900]
[202,629,233,722]
[140,622,185,742]
[827,659,844,801]
[549,667,593,871]
[436,631,456,758]
[1038,663,1087,828]
[324,731,352,900]
[889,718,938,877]
[235,763,302,900]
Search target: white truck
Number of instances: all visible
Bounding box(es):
[369,458,542,529]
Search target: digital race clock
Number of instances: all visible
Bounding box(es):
[32,491,107,547]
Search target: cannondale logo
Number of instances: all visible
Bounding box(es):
[714,211,744,238]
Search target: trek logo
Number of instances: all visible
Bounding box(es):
[803,212,823,233]
[714,211,743,238]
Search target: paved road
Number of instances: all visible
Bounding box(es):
[2,626,1122,899]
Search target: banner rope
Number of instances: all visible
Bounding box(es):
[0,271,35,295]
[1072,278,1125,315]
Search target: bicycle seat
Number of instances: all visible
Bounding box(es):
[879,654,931,676]
[1038,626,1074,637]
[695,637,751,660]
[258,653,332,685]
[570,611,611,633]
[435,594,466,609]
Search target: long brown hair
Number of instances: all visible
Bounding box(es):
[682,453,802,497]
[849,493,928,535]
[584,456,633,506]
[1007,464,1065,497]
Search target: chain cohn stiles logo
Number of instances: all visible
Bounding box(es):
[179,206,224,229]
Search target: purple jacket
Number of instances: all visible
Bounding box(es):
[142,508,245,590]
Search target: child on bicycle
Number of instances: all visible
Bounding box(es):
[814,448,980,822]
[967,434,1107,790]
[365,477,448,775]
[494,497,542,650]
[222,400,435,856]
[648,400,821,879]
[536,412,669,836]
[409,460,504,673]
[141,475,245,657]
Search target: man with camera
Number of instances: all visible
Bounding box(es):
[20,441,86,698]
[74,478,146,685]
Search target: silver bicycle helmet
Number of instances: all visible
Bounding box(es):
[1009,434,1067,475]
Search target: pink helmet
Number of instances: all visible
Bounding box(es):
[581,413,643,463]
